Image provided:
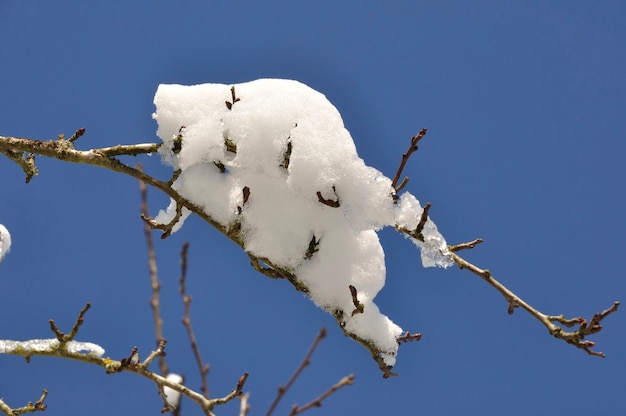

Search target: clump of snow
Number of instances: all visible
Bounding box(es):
[0,224,11,263]
[153,79,452,367]
[163,373,183,408]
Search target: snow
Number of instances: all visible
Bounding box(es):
[0,224,11,263]
[153,79,453,367]
[0,339,105,357]
[163,373,183,408]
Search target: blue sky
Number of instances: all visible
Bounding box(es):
[1,2,625,415]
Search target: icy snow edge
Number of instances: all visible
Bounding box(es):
[0,223,11,263]
[153,78,452,367]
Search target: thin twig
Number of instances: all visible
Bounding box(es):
[266,328,327,416]
[208,372,249,407]
[396,331,422,344]
[450,250,619,357]
[0,389,48,415]
[68,127,86,143]
[48,302,91,343]
[180,242,211,399]
[288,374,355,415]
[449,238,484,252]
[391,129,427,191]
[138,165,168,377]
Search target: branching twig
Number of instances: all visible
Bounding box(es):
[179,242,211,399]
[0,304,243,416]
[0,390,48,415]
[0,135,229,241]
[49,302,91,343]
[288,374,355,416]
[266,328,327,416]
[449,247,619,357]
[391,128,427,192]
[207,372,249,408]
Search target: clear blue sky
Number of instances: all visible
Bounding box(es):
[1,2,625,415]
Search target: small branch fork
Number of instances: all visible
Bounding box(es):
[0,304,247,416]
[266,328,353,416]
[391,128,427,196]
[448,240,620,357]
[49,302,91,344]
[0,390,48,415]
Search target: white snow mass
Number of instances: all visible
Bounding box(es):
[153,79,452,367]
[0,224,11,263]
[163,373,183,408]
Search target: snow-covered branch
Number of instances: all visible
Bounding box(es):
[0,79,619,379]
[0,303,246,416]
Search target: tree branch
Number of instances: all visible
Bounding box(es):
[1,131,619,377]
[0,390,48,416]
[391,128,427,193]
[0,135,229,240]
[266,328,327,416]
[288,374,355,416]
[138,169,169,377]
[179,242,211,399]
[0,304,243,416]
[448,241,619,357]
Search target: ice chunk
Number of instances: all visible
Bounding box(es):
[395,193,453,268]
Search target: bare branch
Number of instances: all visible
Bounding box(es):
[179,242,211,399]
[450,249,619,357]
[288,374,354,416]
[266,328,327,416]
[391,129,427,192]
[0,135,229,241]
[48,302,91,343]
[138,166,169,377]
[207,372,249,408]
[0,390,48,415]
[449,238,484,252]
[396,331,422,344]
[68,127,86,143]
